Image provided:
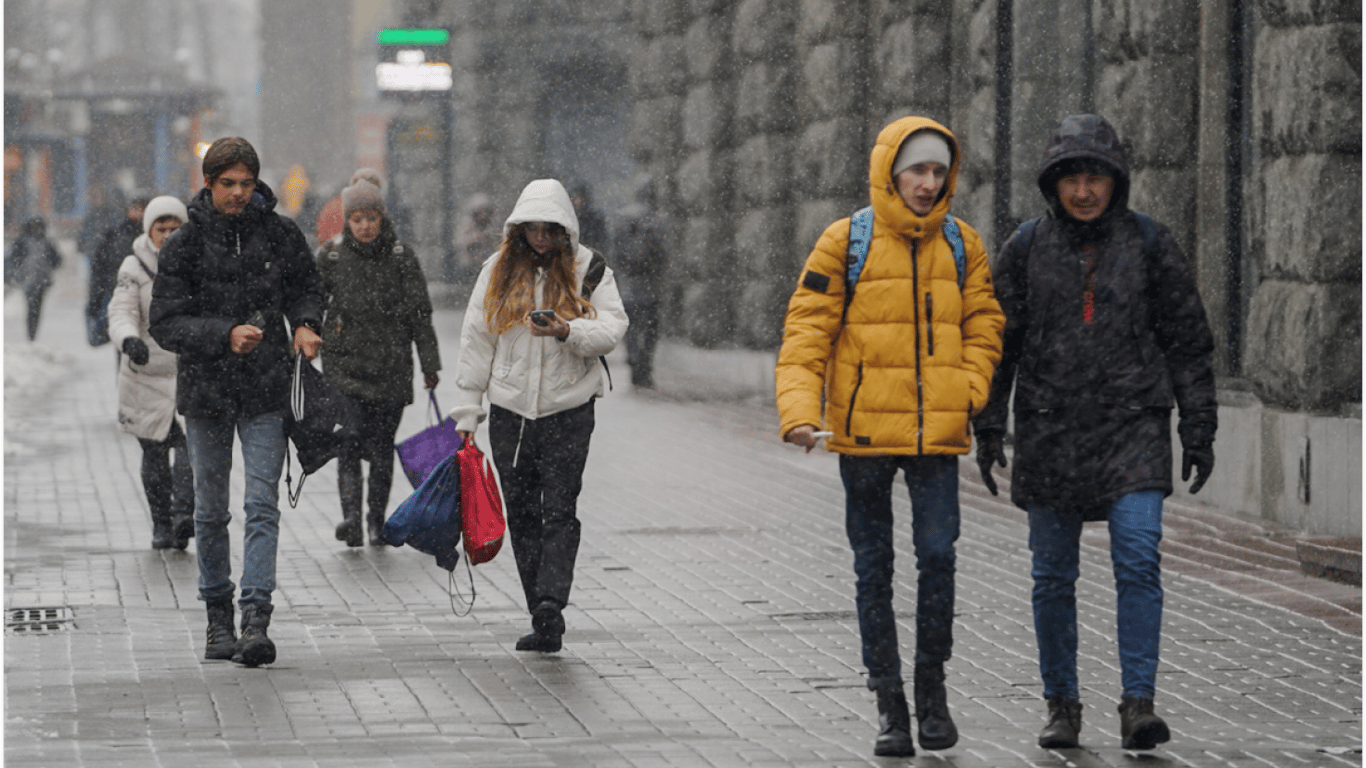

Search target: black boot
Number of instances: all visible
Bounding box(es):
[873,685,915,757]
[204,599,237,660]
[1038,696,1083,748]
[171,512,193,550]
[1118,696,1170,750]
[516,599,564,652]
[335,470,363,547]
[151,514,175,549]
[367,508,386,546]
[232,603,276,667]
[914,663,958,750]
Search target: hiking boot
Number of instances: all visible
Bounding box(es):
[172,513,194,550]
[873,685,915,757]
[1118,696,1170,750]
[1038,696,1083,748]
[204,599,237,660]
[232,604,276,667]
[914,663,958,750]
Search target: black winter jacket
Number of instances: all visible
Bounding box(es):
[975,115,1217,520]
[149,181,325,420]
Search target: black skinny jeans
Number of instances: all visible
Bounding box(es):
[136,419,193,521]
[337,396,405,519]
[488,400,595,612]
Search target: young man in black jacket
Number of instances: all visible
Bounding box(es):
[974,114,1217,751]
[149,137,325,668]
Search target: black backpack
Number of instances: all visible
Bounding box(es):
[284,353,360,506]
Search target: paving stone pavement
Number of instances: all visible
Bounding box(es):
[5,260,1362,767]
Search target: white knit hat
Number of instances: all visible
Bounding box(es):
[142,195,189,235]
[891,131,952,177]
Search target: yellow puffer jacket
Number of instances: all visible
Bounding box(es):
[776,116,1004,456]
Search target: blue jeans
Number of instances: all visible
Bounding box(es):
[840,454,960,690]
[1028,490,1164,700]
[185,411,288,609]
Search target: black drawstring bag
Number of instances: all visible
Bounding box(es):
[285,352,359,506]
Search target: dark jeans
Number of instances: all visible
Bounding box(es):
[136,419,194,522]
[624,299,659,386]
[337,396,405,519]
[1029,490,1164,700]
[839,454,960,690]
[488,400,595,612]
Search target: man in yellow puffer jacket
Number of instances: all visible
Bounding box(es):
[776,116,1004,757]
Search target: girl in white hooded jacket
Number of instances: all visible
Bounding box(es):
[108,195,195,550]
[452,179,628,652]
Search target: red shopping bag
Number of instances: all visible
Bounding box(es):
[457,439,505,565]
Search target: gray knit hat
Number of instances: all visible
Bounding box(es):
[341,180,385,218]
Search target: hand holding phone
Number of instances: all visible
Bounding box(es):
[530,310,555,327]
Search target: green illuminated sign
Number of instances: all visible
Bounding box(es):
[378,29,450,46]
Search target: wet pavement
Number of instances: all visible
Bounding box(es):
[4,258,1361,766]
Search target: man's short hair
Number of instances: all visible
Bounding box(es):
[203,137,260,183]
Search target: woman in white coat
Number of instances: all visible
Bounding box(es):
[452,178,628,652]
[108,195,194,550]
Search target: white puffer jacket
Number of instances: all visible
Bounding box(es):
[451,179,629,432]
[108,234,181,441]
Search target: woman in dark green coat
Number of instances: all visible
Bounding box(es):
[318,179,441,546]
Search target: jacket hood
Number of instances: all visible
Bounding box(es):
[132,232,160,265]
[1036,114,1131,222]
[868,116,961,238]
[504,179,580,252]
[186,179,280,228]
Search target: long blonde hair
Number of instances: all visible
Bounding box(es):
[483,222,597,334]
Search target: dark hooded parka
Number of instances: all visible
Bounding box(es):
[149,181,326,420]
[974,115,1217,520]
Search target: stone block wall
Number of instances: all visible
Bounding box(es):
[1242,1,1361,412]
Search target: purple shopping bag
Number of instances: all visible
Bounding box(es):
[395,391,463,489]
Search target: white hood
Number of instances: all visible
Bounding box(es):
[503,179,580,252]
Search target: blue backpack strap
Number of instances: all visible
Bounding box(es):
[942,215,966,288]
[842,206,875,318]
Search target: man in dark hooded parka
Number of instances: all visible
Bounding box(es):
[974,114,1217,752]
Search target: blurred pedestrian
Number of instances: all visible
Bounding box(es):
[88,195,150,347]
[610,173,666,388]
[451,192,497,289]
[107,195,194,551]
[451,178,628,653]
[317,179,441,547]
[150,137,326,668]
[775,117,1004,757]
[568,181,607,250]
[973,114,1217,751]
[4,216,62,341]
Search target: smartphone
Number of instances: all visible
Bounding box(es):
[812,431,834,439]
[530,310,555,327]
[246,310,267,329]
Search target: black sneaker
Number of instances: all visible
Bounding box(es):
[515,632,562,652]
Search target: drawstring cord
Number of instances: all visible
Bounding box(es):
[511,415,526,468]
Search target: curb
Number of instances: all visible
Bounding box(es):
[1297,538,1363,586]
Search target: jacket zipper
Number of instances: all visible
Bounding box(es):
[910,240,924,454]
[925,292,934,356]
[845,361,864,437]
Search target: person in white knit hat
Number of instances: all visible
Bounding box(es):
[108,194,194,550]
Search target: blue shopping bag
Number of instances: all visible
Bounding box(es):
[379,452,461,571]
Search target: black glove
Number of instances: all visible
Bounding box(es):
[975,430,1007,496]
[1182,442,1214,494]
[122,336,150,365]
